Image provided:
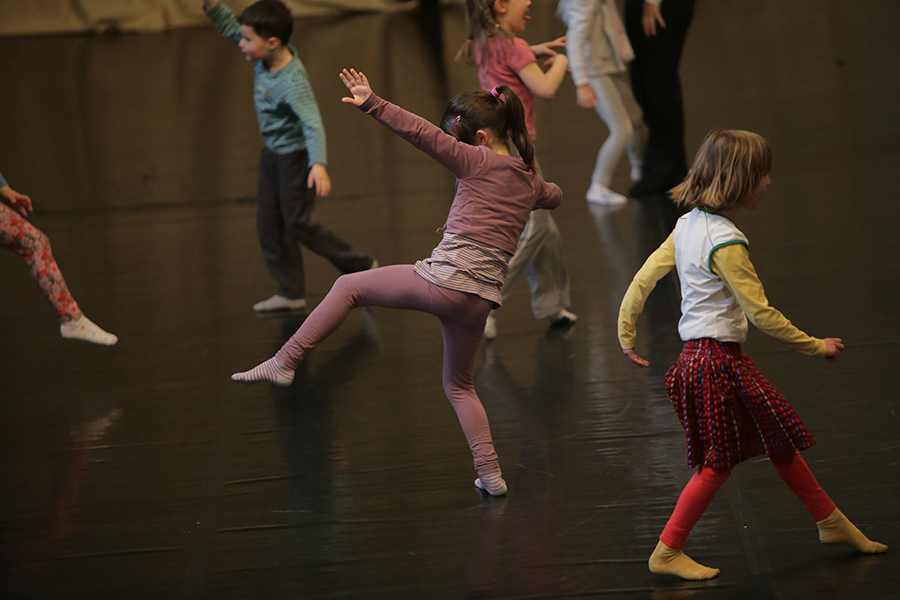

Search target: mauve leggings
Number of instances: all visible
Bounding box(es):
[275,265,501,479]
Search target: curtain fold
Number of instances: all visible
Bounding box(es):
[0,0,416,37]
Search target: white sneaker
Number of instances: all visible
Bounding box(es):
[549,309,578,327]
[483,314,497,340]
[586,183,627,206]
[253,294,307,313]
[630,165,643,182]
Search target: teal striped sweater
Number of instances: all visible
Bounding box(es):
[206,2,327,165]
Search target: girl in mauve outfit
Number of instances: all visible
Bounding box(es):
[233,69,563,497]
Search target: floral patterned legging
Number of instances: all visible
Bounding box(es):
[1,203,81,322]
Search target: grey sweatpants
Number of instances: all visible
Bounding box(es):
[499,209,571,319]
[588,72,646,187]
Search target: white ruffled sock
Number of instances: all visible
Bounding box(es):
[60,315,118,346]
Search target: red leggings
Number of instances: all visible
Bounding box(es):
[660,450,836,549]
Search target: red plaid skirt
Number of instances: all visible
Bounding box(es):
[664,338,815,472]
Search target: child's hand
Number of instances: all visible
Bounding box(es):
[340,69,373,106]
[308,164,331,197]
[0,185,33,216]
[576,84,596,110]
[623,347,650,368]
[541,54,569,71]
[642,2,666,37]
[530,36,566,58]
[823,337,844,362]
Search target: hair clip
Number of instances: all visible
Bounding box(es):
[450,115,461,134]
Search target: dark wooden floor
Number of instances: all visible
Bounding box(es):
[1,1,898,598]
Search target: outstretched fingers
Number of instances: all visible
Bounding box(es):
[339,68,372,106]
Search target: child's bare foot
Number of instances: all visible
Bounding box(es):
[231,357,294,386]
[817,508,888,553]
[649,540,720,580]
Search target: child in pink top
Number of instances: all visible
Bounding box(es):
[458,0,577,340]
[233,69,562,497]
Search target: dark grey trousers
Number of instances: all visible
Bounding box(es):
[257,147,373,299]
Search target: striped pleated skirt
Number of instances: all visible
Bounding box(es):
[664,338,816,472]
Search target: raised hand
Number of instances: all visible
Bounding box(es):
[823,337,844,362]
[530,36,566,58]
[340,68,373,106]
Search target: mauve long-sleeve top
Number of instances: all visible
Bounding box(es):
[359,94,562,256]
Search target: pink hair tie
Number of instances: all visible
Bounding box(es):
[490,87,501,99]
[450,115,461,134]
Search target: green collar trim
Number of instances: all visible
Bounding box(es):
[698,206,736,225]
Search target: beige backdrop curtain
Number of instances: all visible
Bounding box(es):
[0,0,415,36]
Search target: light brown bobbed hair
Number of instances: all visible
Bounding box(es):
[670,129,772,211]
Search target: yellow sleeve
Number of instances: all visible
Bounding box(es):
[711,244,826,357]
[618,233,677,349]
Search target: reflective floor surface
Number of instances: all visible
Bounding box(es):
[0,1,898,598]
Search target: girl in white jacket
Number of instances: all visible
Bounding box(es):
[558,0,646,205]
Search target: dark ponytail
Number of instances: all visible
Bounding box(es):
[440,86,537,173]
[495,86,535,172]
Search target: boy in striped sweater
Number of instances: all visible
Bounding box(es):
[204,0,376,313]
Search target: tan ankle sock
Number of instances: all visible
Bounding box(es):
[649,540,720,580]
[817,508,888,553]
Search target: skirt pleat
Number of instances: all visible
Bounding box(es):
[664,338,815,472]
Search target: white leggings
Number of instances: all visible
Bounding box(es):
[589,72,646,187]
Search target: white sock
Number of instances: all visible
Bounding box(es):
[60,315,118,346]
[475,473,508,496]
[232,357,294,386]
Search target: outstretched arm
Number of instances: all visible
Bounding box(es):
[518,53,569,100]
[529,36,566,58]
[340,69,484,179]
[203,0,242,45]
[711,243,830,358]
[618,233,677,367]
